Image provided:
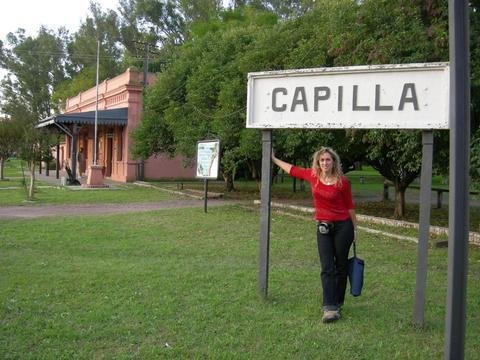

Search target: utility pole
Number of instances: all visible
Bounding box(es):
[143,42,149,88]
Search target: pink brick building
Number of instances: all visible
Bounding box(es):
[40,68,195,182]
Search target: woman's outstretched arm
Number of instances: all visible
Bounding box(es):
[271,152,293,174]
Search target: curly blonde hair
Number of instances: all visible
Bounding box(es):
[312,147,343,185]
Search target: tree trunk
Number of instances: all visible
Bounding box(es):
[393,185,406,218]
[224,173,235,192]
[28,162,36,201]
[0,158,4,180]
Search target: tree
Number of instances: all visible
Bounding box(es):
[18,121,57,200]
[229,0,315,18]
[0,118,21,180]
[1,27,67,117]
[132,6,279,190]
[471,127,480,189]
[320,0,449,218]
[364,130,423,218]
[131,0,469,217]
[469,1,480,184]
[53,2,125,108]
[1,27,67,199]
[119,0,186,48]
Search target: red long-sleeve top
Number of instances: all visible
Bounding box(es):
[289,166,355,221]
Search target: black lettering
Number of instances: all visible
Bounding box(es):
[398,83,419,110]
[272,87,287,112]
[290,87,308,112]
[338,86,343,111]
[352,85,370,111]
[314,86,330,111]
[375,84,393,111]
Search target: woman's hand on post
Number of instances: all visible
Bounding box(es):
[271,152,292,174]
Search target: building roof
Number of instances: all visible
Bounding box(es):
[38,108,128,128]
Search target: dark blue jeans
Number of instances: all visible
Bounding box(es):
[316,219,354,311]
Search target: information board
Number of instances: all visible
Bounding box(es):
[196,140,220,179]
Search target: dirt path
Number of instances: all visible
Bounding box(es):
[0,199,243,220]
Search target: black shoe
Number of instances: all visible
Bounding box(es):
[322,310,340,323]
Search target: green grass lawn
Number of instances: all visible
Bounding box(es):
[1,160,180,205]
[0,184,180,206]
[1,206,479,358]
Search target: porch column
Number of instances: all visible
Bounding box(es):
[56,142,60,179]
[71,124,79,179]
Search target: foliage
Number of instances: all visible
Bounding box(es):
[0,28,66,199]
[231,0,316,19]
[0,27,67,117]
[0,118,22,180]
[132,0,454,209]
[327,0,449,218]
[51,68,97,109]
[18,122,57,200]
[471,0,480,130]
[132,6,279,190]
[52,3,125,108]
[363,130,423,218]
[472,127,480,189]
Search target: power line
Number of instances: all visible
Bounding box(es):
[4,48,164,62]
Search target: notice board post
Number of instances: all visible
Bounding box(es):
[196,140,220,213]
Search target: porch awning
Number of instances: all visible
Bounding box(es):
[37,108,128,128]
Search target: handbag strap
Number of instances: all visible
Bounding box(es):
[352,241,357,257]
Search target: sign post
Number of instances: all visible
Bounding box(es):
[247,63,451,323]
[414,130,433,326]
[258,130,272,297]
[196,140,220,213]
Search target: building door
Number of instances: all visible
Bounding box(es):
[106,134,113,177]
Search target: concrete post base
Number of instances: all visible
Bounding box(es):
[86,165,105,187]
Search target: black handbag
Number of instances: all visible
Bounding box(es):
[347,242,364,297]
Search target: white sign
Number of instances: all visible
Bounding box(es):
[246,62,449,129]
[196,140,220,179]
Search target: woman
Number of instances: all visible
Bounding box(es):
[272,147,357,323]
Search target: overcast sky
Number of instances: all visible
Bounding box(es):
[0,0,120,41]
[0,0,120,100]
[0,0,231,79]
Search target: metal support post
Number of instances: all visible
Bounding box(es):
[204,179,208,213]
[413,130,433,326]
[258,130,272,298]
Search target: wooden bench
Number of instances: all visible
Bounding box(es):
[410,184,448,209]
[383,181,479,209]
